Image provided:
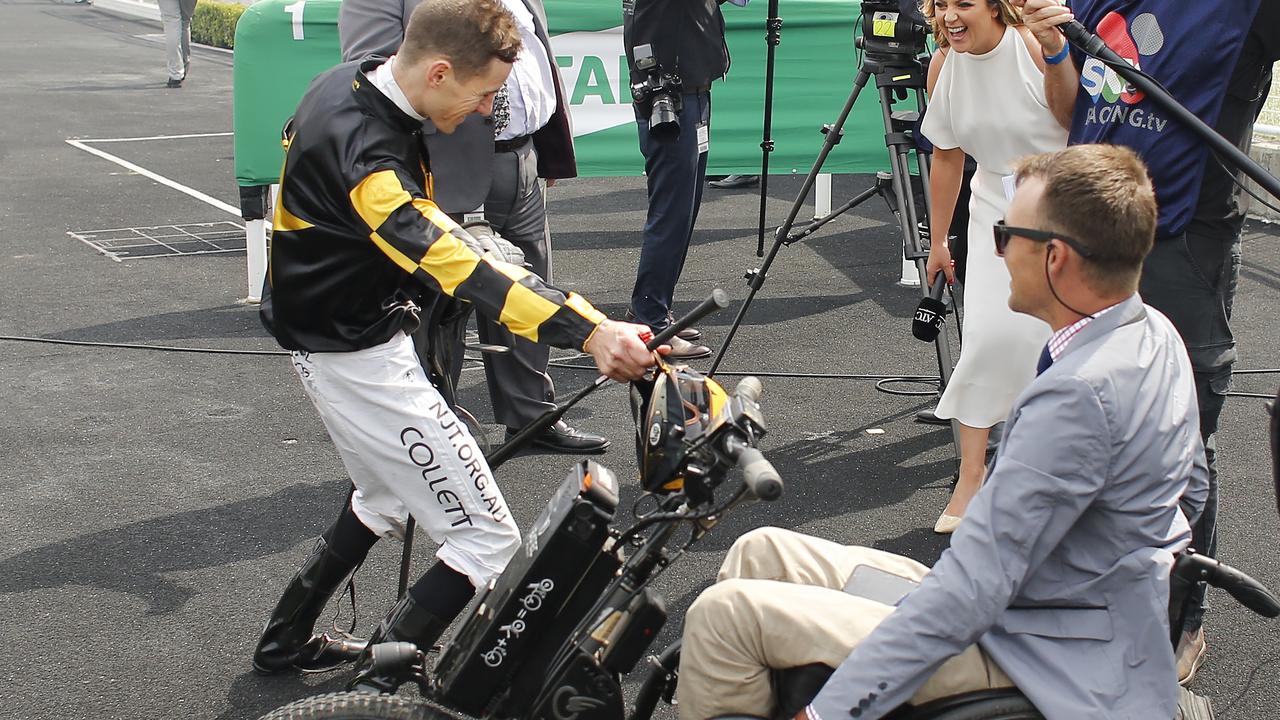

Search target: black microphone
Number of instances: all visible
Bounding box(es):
[912,274,948,342]
[1060,19,1123,65]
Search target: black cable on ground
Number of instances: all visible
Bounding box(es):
[0,334,287,356]
[544,360,941,397]
[547,356,938,384]
[3,335,1279,402]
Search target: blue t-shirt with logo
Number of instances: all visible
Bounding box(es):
[1068,0,1257,239]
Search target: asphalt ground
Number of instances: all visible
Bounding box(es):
[3,3,1279,719]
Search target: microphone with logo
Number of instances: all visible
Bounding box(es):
[912,274,949,342]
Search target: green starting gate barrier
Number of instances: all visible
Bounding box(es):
[233,0,342,189]
[233,0,898,188]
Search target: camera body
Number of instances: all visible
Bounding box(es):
[857,0,930,62]
[629,43,684,139]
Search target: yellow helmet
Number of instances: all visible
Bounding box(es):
[630,358,730,500]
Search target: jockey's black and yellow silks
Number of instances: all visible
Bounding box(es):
[260,57,604,353]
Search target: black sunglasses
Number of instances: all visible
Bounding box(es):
[993,219,1094,259]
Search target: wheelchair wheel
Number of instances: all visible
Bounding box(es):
[257,692,462,720]
[629,641,680,720]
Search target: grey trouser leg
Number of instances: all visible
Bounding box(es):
[476,142,556,429]
[630,91,710,329]
[159,0,196,81]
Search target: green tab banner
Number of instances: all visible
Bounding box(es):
[234,0,899,186]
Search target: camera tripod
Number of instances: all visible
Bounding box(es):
[709,49,962,459]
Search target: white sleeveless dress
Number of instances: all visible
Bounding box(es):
[921,26,1067,428]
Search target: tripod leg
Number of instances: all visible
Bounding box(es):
[905,87,961,406]
[906,144,963,465]
[876,83,962,467]
[788,183,882,244]
[755,0,783,258]
[710,67,875,375]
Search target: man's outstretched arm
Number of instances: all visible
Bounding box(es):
[805,378,1111,720]
[350,165,657,380]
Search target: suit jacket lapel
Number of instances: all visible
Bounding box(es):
[520,0,577,177]
[523,0,556,57]
[1055,294,1147,364]
[1049,293,1152,366]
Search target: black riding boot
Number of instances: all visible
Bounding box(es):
[349,595,451,694]
[252,537,368,674]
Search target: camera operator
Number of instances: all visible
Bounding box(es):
[1020,0,1278,683]
[678,145,1208,720]
[622,0,744,360]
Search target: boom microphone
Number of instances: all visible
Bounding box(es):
[1057,15,1280,204]
[1059,19,1122,64]
[912,274,948,342]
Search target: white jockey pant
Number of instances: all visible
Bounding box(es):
[289,332,521,587]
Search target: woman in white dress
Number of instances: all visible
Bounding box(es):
[920,0,1074,532]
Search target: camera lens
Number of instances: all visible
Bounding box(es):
[649,94,680,139]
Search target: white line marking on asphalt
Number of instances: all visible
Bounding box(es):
[66,139,241,217]
[79,132,234,143]
[67,229,124,262]
[67,222,247,261]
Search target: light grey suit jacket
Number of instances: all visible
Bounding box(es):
[339,0,576,214]
[811,294,1210,720]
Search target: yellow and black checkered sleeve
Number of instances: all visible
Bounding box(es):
[349,167,605,349]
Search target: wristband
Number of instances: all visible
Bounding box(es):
[1043,42,1070,66]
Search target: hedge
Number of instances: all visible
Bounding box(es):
[192,0,246,49]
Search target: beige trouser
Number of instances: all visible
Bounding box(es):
[677,527,1013,719]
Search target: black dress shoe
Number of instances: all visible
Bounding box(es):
[663,335,712,360]
[507,420,609,455]
[166,78,182,88]
[665,312,702,342]
[625,309,702,343]
[708,174,759,189]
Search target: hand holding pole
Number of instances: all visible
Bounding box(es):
[487,290,730,471]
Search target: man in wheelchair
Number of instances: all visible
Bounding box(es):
[679,145,1210,720]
